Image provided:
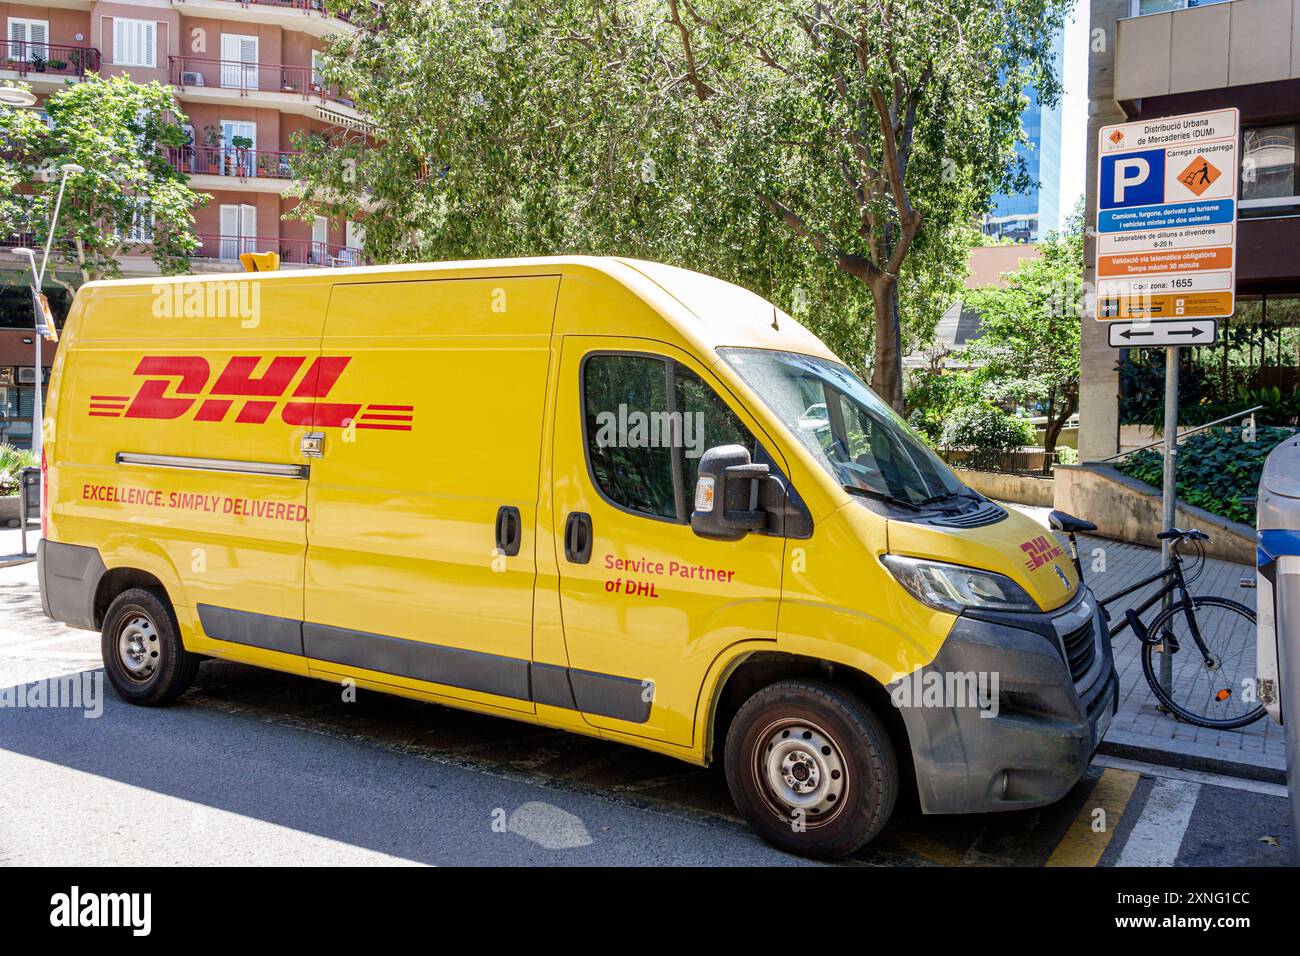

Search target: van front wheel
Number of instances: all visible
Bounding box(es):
[724,680,897,860]
[101,588,199,706]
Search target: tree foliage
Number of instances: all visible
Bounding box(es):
[0,74,204,294]
[294,0,1067,402]
[962,215,1084,460]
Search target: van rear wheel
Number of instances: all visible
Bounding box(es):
[724,680,897,860]
[101,588,199,706]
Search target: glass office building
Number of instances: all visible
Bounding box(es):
[984,28,1065,243]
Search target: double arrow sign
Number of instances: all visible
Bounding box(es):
[1107,319,1219,348]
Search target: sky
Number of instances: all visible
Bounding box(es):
[1058,1,1090,225]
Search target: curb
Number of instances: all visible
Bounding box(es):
[0,555,35,570]
[1099,729,1287,785]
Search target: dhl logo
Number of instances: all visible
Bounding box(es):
[1020,534,1065,572]
[88,355,414,431]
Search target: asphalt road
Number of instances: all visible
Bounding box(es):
[0,561,1291,867]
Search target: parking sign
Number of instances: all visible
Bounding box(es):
[1094,109,1239,327]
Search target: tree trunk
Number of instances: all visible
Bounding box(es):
[1044,389,1078,474]
[868,275,904,412]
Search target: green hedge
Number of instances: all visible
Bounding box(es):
[1116,425,1296,526]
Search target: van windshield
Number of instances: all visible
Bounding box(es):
[720,348,968,508]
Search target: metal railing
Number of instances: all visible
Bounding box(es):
[169,56,353,106]
[0,41,100,77]
[1094,405,1266,464]
[168,146,300,179]
[181,0,375,26]
[193,234,363,267]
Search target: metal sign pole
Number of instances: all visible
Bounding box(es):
[1159,345,1179,695]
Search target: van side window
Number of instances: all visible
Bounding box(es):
[583,354,678,519]
[673,364,760,498]
[582,353,764,523]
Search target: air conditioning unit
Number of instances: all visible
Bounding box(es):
[17,367,38,384]
[181,71,205,86]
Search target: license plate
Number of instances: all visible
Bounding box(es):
[1093,689,1116,747]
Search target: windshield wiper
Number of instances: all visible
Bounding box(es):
[842,485,925,512]
[917,488,984,507]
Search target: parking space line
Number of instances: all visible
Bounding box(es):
[1115,777,1201,867]
[1045,768,1141,867]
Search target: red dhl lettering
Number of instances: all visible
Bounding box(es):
[88,355,414,431]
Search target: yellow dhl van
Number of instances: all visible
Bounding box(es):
[39,256,1117,858]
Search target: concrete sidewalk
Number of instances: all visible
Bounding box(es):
[0,523,37,569]
[1010,504,1284,783]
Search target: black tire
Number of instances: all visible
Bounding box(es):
[1140,596,1265,729]
[724,679,897,860]
[101,587,199,706]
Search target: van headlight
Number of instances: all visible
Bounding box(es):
[881,555,1039,614]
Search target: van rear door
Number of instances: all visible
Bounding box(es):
[56,279,331,665]
[301,275,559,714]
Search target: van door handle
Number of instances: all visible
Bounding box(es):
[564,512,592,564]
[495,505,521,557]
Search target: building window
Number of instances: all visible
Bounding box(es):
[1242,124,1299,218]
[1131,0,1232,15]
[7,18,49,61]
[127,204,154,244]
[113,18,157,68]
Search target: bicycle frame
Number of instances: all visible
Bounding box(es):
[1067,533,1217,666]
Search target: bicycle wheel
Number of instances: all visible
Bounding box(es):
[1140,596,1265,729]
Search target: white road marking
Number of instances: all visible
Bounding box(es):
[1116,777,1201,867]
[1095,753,1287,798]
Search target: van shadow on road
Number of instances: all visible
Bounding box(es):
[2,656,1234,866]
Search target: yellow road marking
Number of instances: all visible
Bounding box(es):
[1046,768,1141,867]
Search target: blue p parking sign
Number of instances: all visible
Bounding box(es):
[1099,148,1165,210]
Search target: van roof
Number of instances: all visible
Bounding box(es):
[76,255,837,361]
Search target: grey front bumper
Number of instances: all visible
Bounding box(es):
[892,588,1117,815]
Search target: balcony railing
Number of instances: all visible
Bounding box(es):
[168,146,300,179]
[1,41,101,77]
[169,56,354,106]
[188,0,379,27]
[194,234,363,267]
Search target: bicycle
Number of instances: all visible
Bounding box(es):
[1049,511,1265,729]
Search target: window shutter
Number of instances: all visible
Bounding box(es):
[112,19,156,67]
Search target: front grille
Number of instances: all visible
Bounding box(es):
[1061,620,1097,685]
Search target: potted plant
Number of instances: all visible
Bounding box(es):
[47,58,67,72]
[201,125,222,173]
[230,134,253,176]
[32,54,47,73]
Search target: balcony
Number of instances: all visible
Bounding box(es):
[1114,0,1300,103]
[193,234,363,267]
[168,146,300,180]
[170,55,350,101]
[0,41,101,80]
[168,0,375,37]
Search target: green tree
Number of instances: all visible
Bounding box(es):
[962,220,1084,467]
[292,0,1064,408]
[0,75,205,295]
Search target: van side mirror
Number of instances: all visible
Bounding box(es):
[690,444,770,541]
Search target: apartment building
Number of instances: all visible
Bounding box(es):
[0,0,368,448]
[1081,0,1300,460]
